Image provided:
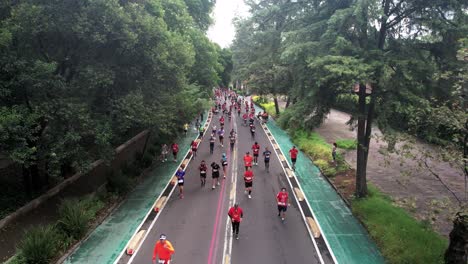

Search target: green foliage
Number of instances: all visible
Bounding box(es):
[57,197,104,240]
[252,96,277,117]
[19,225,62,264]
[107,170,132,195]
[141,153,154,168]
[352,185,448,264]
[0,0,226,199]
[292,131,332,161]
[336,139,357,150]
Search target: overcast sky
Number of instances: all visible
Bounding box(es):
[207,0,249,48]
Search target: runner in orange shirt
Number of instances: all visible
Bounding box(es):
[152,234,175,264]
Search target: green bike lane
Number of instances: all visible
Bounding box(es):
[262,112,384,264]
[64,122,204,264]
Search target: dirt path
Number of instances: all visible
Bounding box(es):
[314,109,465,236]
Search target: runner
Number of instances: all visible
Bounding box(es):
[160,144,169,162]
[227,204,244,240]
[212,125,217,136]
[289,146,299,171]
[237,107,241,117]
[211,161,221,189]
[243,152,253,171]
[152,234,175,264]
[244,166,254,199]
[218,126,225,147]
[250,123,256,139]
[219,115,225,127]
[263,147,272,172]
[199,125,205,138]
[209,133,215,154]
[229,132,236,152]
[175,167,185,199]
[191,140,198,158]
[252,142,260,165]
[276,187,290,222]
[199,160,207,187]
[183,123,189,135]
[171,143,179,162]
[242,113,248,126]
[221,153,228,178]
[332,142,337,164]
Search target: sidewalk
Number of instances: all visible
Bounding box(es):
[262,113,384,264]
[64,122,204,264]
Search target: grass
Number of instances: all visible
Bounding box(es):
[290,130,349,177]
[352,185,448,264]
[252,96,278,117]
[335,139,357,150]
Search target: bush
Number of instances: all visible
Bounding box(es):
[107,170,131,195]
[352,185,447,264]
[313,159,329,170]
[19,225,61,264]
[140,153,153,168]
[336,139,357,150]
[57,196,103,240]
[293,131,332,161]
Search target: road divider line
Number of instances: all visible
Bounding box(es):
[222,116,238,264]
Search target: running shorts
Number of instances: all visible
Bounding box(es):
[278,205,287,212]
[245,181,253,188]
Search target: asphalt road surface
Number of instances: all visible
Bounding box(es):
[130,104,321,264]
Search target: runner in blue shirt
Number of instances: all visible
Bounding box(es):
[176,167,185,199]
[263,147,272,173]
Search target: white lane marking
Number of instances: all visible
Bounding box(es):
[255,106,337,264]
[113,112,213,264]
[222,115,238,264]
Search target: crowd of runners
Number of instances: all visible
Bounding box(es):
[153,88,299,263]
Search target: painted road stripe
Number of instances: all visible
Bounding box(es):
[222,115,238,264]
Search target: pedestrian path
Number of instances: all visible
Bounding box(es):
[64,119,205,264]
[261,111,384,264]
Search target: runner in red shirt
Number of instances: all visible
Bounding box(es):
[228,204,244,240]
[289,146,299,170]
[191,140,198,157]
[244,167,254,199]
[277,187,290,222]
[219,116,225,126]
[252,142,260,165]
[243,152,253,171]
[171,143,179,162]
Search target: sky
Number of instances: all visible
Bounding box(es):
[207,0,250,48]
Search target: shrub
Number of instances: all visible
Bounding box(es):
[57,197,99,240]
[107,170,131,195]
[140,153,153,168]
[19,225,61,264]
[336,139,357,150]
[313,159,329,170]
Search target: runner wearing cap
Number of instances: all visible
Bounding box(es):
[228,204,244,240]
[152,234,175,264]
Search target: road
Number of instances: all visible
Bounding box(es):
[127,102,322,264]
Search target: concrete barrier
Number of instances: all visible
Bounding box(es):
[306,217,321,238]
[153,196,167,212]
[294,187,305,201]
[126,230,146,255]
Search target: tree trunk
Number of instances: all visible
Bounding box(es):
[285,96,291,108]
[273,97,280,116]
[356,83,368,198]
[445,213,468,264]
